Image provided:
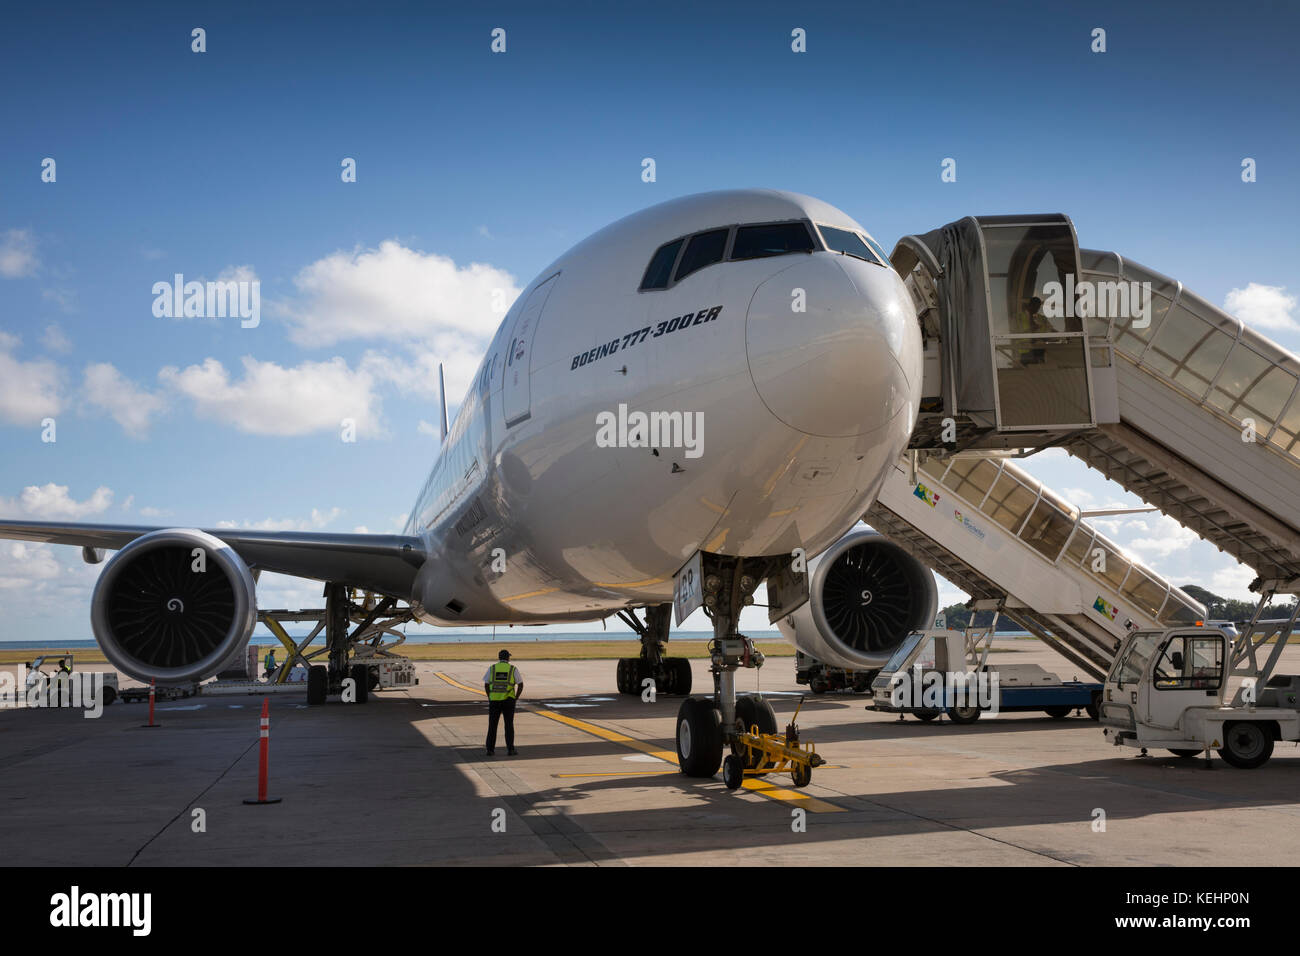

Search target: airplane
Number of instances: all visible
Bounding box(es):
[0,189,943,778]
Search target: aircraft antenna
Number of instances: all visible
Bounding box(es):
[438,363,449,442]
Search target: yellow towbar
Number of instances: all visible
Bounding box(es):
[722,696,824,790]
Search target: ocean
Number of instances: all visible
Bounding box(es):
[0,630,791,650]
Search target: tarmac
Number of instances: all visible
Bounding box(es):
[2,641,1298,866]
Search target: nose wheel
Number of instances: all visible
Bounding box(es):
[675,697,723,777]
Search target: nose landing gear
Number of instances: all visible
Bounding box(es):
[673,553,822,788]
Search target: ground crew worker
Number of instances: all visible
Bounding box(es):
[1013,295,1055,365]
[263,648,277,679]
[484,649,523,756]
[57,656,72,674]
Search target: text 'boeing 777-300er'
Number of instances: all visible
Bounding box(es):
[1,189,962,778]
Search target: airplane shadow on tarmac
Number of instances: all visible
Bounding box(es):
[3,680,1296,866]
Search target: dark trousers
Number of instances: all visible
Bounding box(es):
[487,697,516,750]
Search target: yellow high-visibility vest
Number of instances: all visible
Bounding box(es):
[488,662,518,701]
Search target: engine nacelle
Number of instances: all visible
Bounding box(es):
[777,529,937,671]
[90,529,257,684]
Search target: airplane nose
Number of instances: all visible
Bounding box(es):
[745,256,920,437]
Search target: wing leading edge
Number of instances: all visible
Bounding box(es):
[0,521,427,600]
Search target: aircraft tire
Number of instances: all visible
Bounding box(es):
[676,697,722,778]
[350,663,369,703]
[307,665,327,705]
[671,658,692,696]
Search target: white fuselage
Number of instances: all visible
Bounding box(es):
[404,190,922,625]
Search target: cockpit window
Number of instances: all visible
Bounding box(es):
[819,225,884,265]
[674,228,729,282]
[730,221,814,260]
[640,238,684,290]
[862,233,892,266]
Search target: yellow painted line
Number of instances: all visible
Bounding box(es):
[434,672,487,696]
[432,672,842,812]
[535,708,680,762]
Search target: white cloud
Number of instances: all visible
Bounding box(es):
[159,356,383,437]
[1060,486,1096,506]
[0,483,113,519]
[218,264,257,283]
[417,419,441,438]
[360,343,481,405]
[216,507,342,532]
[41,324,72,353]
[1224,283,1298,333]
[0,229,38,278]
[253,571,326,614]
[1209,563,1257,602]
[82,362,167,438]
[0,540,63,589]
[0,335,64,425]
[121,495,134,512]
[276,240,520,347]
[138,506,166,517]
[1123,513,1199,561]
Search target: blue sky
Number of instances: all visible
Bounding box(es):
[1,0,1297,639]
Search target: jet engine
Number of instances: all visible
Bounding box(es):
[777,529,937,671]
[89,529,257,684]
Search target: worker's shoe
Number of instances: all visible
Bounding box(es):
[485,748,495,756]
[507,747,518,756]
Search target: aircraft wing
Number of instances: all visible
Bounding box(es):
[0,520,427,600]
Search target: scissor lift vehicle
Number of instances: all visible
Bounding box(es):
[869,626,1102,723]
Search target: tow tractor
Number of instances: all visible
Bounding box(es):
[25,655,120,706]
[869,627,1102,723]
[722,695,823,790]
[1099,584,1300,768]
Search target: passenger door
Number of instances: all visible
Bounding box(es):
[502,272,559,427]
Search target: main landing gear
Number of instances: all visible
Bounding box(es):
[287,582,413,705]
[615,604,692,696]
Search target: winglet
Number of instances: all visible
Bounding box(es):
[438,363,449,441]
